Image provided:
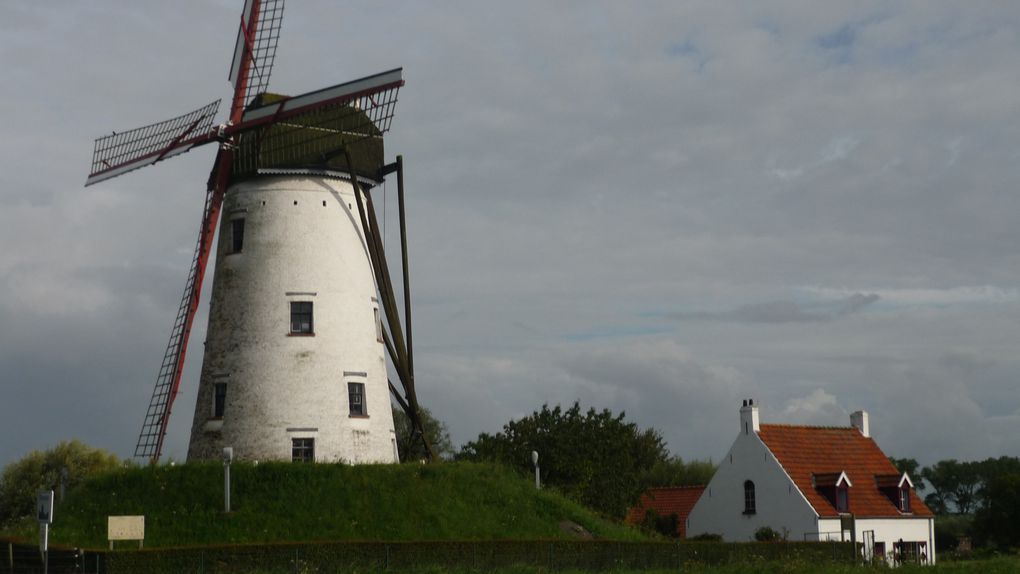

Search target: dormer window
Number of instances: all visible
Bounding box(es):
[813,471,852,513]
[876,472,914,513]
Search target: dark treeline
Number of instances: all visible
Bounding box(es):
[890,456,1020,552]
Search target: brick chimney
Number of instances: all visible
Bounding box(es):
[850,410,870,438]
[740,399,760,435]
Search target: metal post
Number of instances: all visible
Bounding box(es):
[42,524,49,574]
[223,447,233,513]
[532,451,540,489]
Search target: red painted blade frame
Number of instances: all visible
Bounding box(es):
[229,0,284,112]
[85,100,221,187]
[134,0,272,463]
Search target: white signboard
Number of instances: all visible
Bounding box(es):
[108,516,145,549]
[37,490,54,524]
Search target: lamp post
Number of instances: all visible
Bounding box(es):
[222,447,233,513]
[531,451,540,490]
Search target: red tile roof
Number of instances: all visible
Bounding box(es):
[625,486,706,538]
[757,424,932,518]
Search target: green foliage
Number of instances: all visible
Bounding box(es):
[639,456,716,488]
[754,526,784,542]
[0,440,123,527]
[973,472,1020,549]
[393,405,455,462]
[1,461,648,548]
[640,509,679,539]
[459,402,669,519]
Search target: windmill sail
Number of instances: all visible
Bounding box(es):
[229,0,284,112]
[86,100,221,186]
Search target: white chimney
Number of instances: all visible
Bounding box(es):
[850,410,870,438]
[739,399,760,435]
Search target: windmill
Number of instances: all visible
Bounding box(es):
[85,0,433,464]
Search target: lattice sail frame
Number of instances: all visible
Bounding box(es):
[229,0,284,113]
[86,100,220,186]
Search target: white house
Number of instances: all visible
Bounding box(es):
[687,400,935,565]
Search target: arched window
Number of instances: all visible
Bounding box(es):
[743,480,756,514]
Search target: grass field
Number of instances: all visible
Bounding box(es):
[2,461,648,548]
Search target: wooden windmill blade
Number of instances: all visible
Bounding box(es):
[88,2,284,463]
[85,100,221,187]
[229,0,285,117]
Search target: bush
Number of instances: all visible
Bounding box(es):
[0,441,123,527]
[754,526,783,542]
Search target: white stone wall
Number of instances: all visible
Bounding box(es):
[687,426,819,541]
[187,175,398,464]
[817,517,936,564]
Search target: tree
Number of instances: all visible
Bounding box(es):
[0,441,123,527]
[888,457,925,492]
[921,459,964,514]
[392,405,454,462]
[973,472,1020,549]
[639,456,716,488]
[458,402,669,518]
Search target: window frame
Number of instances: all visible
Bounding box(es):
[290,301,314,335]
[836,484,849,513]
[743,480,756,515]
[292,438,315,463]
[229,217,245,254]
[348,382,367,417]
[212,382,227,418]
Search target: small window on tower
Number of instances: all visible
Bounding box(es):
[290,301,313,334]
[292,438,314,463]
[374,308,383,342]
[213,383,227,418]
[348,382,366,416]
[230,218,245,253]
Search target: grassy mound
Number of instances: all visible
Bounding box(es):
[15,462,647,548]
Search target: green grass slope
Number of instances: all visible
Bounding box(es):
[17,462,647,548]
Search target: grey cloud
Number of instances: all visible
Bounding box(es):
[667,293,880,324]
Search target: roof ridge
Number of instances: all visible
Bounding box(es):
[760,423,854,431]
[646,485,706,491]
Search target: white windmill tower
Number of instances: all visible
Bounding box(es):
[85,0,434,464]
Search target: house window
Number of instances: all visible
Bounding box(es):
[213,383,227,418]
[743,480,756,514]
[292,438,314,463]
[899,487,911,513]
[290,301,313,334]
[348,382,366,416]
[874,542,885,558]
[836,485,849,513]
[230,218,245,253]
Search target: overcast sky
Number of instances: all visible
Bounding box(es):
[2,1,1019,470]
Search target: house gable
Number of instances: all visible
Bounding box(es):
[687,424,817,541]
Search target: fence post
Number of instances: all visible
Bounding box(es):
[7,542,12,574]
[385,544,390,571]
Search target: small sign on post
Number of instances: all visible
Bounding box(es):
[108,516,145,550]
[37,491,54,525]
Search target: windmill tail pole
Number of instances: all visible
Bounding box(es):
[343,146,435,462]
